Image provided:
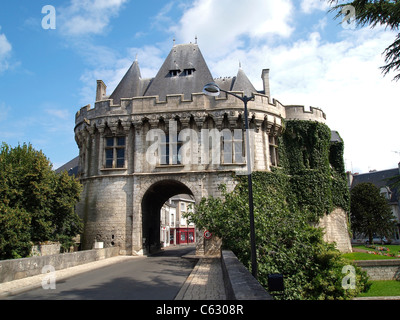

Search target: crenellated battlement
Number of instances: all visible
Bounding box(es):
[285,105,326,123]
[75,91,287,127]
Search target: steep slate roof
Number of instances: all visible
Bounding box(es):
[231,67,257,97]
[55,156,79,176]
[351,168,400,204]
[109,60,146,104]
[108,43,258,103]
[331,131,343,143]
[144,43,214,101]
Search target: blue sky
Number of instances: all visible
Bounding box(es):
[0,0,399,173]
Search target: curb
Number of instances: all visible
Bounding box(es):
[175,258,203,300]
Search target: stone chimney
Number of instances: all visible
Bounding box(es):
[261,69,270,98]
[96,80,107,101]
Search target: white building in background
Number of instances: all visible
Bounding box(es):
[160,194,195,247]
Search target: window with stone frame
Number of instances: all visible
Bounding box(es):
[105,136,126,168]
[158,118,183,166]
[159,134,183,165]
[269,134,279,167]
[221,128,245,164]
[221,115,244,165]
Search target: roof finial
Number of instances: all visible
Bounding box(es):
[239,61,242,69]
[135,53,138,62]
[173,37,176,46]
[195,35,198,44]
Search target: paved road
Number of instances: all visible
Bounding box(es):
[5,245,197,300]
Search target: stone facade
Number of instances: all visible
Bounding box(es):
[73,42,350,255]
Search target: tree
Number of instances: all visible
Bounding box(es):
[0,203,32,259]
[0,143,83,259]
[350,182,396,243]
[328,0,400,81]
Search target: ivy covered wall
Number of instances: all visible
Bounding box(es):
[278,120,350,223]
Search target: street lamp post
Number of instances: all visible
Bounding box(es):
[203,82,258,279]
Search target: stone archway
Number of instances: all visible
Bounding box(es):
[141,179,194,254]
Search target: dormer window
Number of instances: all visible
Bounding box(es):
[184,68,195,76]
[380,186,392,200]
[169,69,180,77]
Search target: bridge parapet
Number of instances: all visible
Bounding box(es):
[221,250,273,300]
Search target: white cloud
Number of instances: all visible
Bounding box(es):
[170,0,294,58]
[300,0,330,13]
[46,109,70,120]
[0,27,12,73]
[0,102,10,122]
[58,0,128,36]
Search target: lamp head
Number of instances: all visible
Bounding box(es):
[202,82,221,97]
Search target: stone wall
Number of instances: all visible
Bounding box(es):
[77,176,132,254]
[30,242,61,257]
[0,247,120,284]
[355,260,400,280]
[221,250,273,300]
[318,208,352,253]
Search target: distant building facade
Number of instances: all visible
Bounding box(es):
[72,42,350,255]
[347,164,400,244]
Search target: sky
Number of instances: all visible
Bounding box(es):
[0,0,398,174]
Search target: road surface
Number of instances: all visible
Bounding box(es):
[5,245,197,300]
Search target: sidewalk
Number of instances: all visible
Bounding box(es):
[175,255,226,300]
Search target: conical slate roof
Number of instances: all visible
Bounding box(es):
[232,67,257,97]
[109,60,143,104]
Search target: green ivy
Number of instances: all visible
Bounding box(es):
[279,120,350,220]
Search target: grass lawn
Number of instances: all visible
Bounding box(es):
[343,245,400,260]
[358,280,400,297]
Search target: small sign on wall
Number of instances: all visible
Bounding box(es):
[204,230,212,240]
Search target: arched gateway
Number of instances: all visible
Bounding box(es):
[73,42,349,255]
[141,179,194,254]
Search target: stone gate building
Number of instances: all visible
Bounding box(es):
[73,42,351,255]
